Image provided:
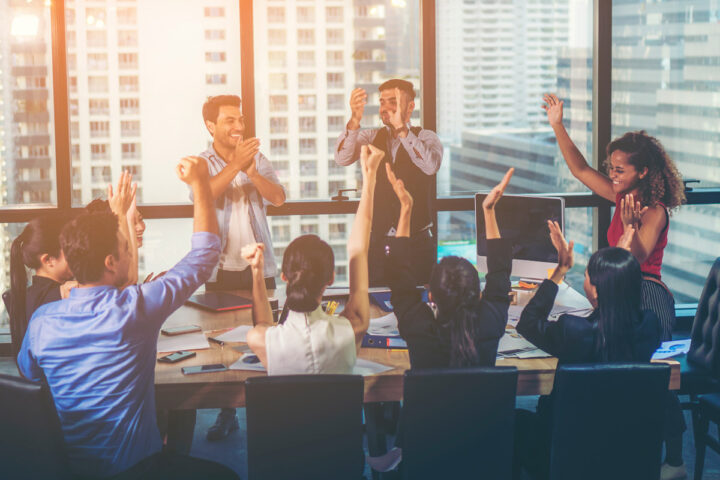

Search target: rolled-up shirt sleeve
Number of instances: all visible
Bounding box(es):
[334,128,377,166]
[399,129,444,175]
[254,152,285,207]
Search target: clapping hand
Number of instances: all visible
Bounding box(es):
[620,193,648,228]
[548,220,574,282]
[542,94,564,127]
[386,163,413,209]
[349,88,367,126]
[482,168,514,210]
[388,88,408,130]
[108,170,137,217]
[241,243,265,271]
[234,137,260,173]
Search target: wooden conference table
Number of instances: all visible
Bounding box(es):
[154,290,680,410]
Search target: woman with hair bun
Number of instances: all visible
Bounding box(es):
[245,144,384,374]
[8,214,75,356]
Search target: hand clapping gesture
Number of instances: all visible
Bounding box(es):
[542,94,564,127]
[548,220,574,284]
[233,137,260,173]
[388,88,409,131]
[349,88,367,127]
[620,193,648,228]
[176,156,210,185]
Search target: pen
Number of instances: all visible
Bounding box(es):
[208,336,225,346]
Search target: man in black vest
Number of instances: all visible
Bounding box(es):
[335,79,443,286]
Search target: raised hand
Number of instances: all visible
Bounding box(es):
[233,137,260,172]
[385,163,413,208]
[542,94,564,127]
[482,168,514,210]
[241,243,265,270]
[361,144,384,178]
[388,87,408,130]
[108,170,136,217]
[617,223,635,251]
[548,220,574,272]
[620,193,648,228]
[176,156,210,185]
[349,88,367,126]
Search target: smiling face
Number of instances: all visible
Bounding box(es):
[607,150,646,195]
[207,104,245,151]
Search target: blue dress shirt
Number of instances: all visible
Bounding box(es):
[18,232,221,478]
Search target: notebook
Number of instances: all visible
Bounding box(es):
[186,292,252,312]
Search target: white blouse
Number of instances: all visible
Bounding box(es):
[265,305,357,376]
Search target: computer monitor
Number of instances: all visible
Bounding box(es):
[474,194,564,280]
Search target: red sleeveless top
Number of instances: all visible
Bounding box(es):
[606,194,668,279]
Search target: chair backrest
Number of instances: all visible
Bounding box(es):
[688,257,720,375]
[549,363,669,480]
[401,367,518,480]
[0,374,71,480]
[245,374,364,480]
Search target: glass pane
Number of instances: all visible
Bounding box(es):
[2,3,57,205]
[0,223,27,331]
[140,218,194,281]
[269,214,355,286]
[66,1,242,206]
[438,207,593,288]
[436,0,594,197]
[611,1,720,301]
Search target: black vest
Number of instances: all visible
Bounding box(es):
[370,127,434,237]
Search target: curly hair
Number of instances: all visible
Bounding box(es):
[605,131,685,211]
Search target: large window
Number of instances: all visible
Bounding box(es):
[436,0,595,281]
[612,0,720,302]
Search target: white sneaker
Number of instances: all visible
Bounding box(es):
[366,447,402,472]
[660,462,687,480]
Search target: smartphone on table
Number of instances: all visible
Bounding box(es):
[161,325,201,336]
[181,364,228,375]
[157,351,196,363]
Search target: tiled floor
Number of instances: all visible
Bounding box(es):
[3,357,720,479]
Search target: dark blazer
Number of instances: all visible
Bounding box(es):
[26,276,62,324]
[387,237,512,369]
[516,279,661,364]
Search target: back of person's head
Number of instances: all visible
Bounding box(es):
[60,212,120,285]
[429,256,483,367]
[282,235,334,313]
[378,79,416,100]
[587,247,643,362]
[85,198,111,214]
[605,130,685,210]
[202,95,241,125]
[10,214,72,354]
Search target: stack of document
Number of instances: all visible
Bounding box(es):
[497,331,550,359]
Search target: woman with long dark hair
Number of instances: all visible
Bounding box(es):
[9,214,75,355]
[386,166,514,369]
[513,223,685,480]
[543,94,684,342]
[245,144,383,373]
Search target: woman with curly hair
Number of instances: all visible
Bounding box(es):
[543,94,684,341]
[543,94,686,480]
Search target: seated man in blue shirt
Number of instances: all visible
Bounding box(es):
[17,158,238,479]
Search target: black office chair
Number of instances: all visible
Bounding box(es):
[245,374,365,480]
[549,363,670,480]
[686,258,720,479]
[400,367,518,480]
[0,373,71,480]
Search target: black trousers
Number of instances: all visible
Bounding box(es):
[206,268,276,291]
[368,230,435,287]
[109,451,239,480]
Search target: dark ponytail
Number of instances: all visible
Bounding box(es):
[282,235,335,313]
[429,256,483,367]
[587,247,643,362]
[8,215,69,354]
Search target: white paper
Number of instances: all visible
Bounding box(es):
[213,325,252,343]
[496,331,550,358]
[652,339,691,360]
[367,312,400,336]
[157,331,210,353]
[353,358,394,376]
[229,353,267,372]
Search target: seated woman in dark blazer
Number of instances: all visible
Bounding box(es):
[514,222,672,479]
[386,166,515,369]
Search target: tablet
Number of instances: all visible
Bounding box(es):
[186,292,252,312]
